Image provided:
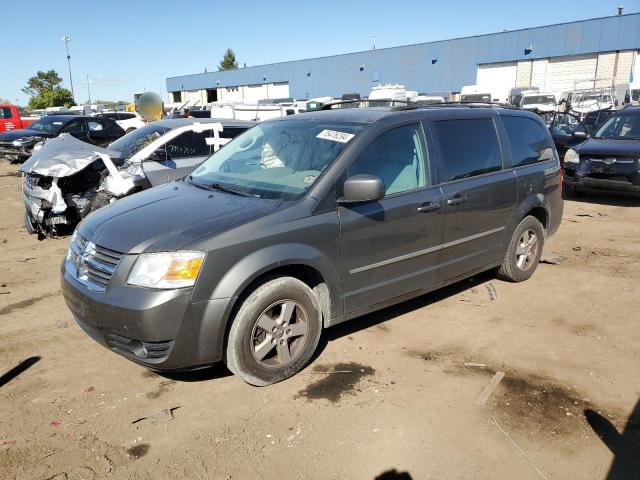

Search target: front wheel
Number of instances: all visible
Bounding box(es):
[497,216,545,282]
[24,209,37,235]
[225,276,322,386]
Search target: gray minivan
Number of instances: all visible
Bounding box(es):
[61,106,563,385]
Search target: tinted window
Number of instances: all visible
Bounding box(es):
[101,113,118,119]
[118,113,135,120]
[0,107,12,119]
[502,116,554,167]
[60,119,86,134]
[165,131,211,158]
[348,124,429,195]
[433,118,501,182]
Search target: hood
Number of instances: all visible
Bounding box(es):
[0,129,50,142]
[19,133,120,177]
[575,138,640,157]
[78,181,281,254]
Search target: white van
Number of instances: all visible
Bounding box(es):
[460,85,495,103]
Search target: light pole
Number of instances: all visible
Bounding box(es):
[61,35,75,103]
[86,74,91,104]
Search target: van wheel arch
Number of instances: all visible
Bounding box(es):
[221,264,331,357]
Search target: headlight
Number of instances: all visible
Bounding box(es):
[32,141,44,152]
[66,230,78,261]
[12,136,38,147]
[564,149,580,164]
[127,251,205,289]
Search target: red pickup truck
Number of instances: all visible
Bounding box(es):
[0,105,37,132]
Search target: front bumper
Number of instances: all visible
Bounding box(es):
[0,144,23,162]
[564,158,640,194]
[61,258,233,370]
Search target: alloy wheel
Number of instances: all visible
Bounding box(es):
[250,300,309,368]
[515,229,539,271]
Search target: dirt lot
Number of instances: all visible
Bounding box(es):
[1,160,639,480]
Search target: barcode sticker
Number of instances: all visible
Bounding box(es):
[316,129,355,143]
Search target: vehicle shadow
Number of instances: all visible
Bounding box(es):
[375,470,413,480]
[157,362,232,383]
[0,356,41,388]
[313,270,495,361]
[584,399,640,479]
[564,191,640,207]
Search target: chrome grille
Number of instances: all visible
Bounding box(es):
[68,234,123,292]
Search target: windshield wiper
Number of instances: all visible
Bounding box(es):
[186,175,253,197]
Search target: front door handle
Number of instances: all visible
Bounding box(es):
[417,201,440,213]
[446,195,467,206]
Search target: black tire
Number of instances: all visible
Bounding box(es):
[225,276,322,386]
[497,216,545,282]
[125,128,136,134]
[24,210,37,235]
[563,182,585,198]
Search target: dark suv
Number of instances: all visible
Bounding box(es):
[61,106,563,385]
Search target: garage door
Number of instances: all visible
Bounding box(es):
[268,82,290,99]
[476,62,517,102]
[545,54,598,96]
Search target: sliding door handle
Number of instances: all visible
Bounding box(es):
[446,195,467,206]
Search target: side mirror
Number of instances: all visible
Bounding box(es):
[338,174,385,204]
[148,148,169,161]
[572,131,588,139]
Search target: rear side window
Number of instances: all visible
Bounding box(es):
[118,113,136,120]
[165,131,211,158]
[433,118,502,182]
[502,116,554,167]
[0,107,12,119]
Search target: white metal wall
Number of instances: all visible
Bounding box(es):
[478,50,639,100]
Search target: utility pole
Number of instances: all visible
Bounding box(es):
[373,34,376,50]
[61,35,75,102]
[86,74,91,104]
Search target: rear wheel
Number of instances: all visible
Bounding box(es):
[225,276,322,386]
[497,216,544,282]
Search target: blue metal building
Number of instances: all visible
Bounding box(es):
[166,13,640,102]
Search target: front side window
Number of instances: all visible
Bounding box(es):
[108,124,171,158]
[433,118,502,182]
[594,113,640,140]
[60,120,87,134]
[348,124,429,195]
[189,120,363,199]
[502,116,554,167]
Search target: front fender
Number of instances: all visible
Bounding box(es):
[208,243,341,309]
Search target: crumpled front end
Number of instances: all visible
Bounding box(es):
[22,164,105,236]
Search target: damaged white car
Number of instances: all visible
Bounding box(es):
[20,118,255,236]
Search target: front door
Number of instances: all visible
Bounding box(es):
[431,117,517,282]
[142,130,213,186]
[339,123,443,313]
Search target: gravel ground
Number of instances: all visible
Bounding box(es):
[1,161,639,480]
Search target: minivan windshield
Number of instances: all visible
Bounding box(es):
[522,95,556,106]
[594,113,640,140]
[188,120,363,200]
[109,123,171,158]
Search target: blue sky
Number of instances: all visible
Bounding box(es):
[3,0,639,105]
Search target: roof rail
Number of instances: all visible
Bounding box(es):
[390,101,519,111]
[319,99,408,110]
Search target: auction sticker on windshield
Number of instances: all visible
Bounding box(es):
[316,129,355,143]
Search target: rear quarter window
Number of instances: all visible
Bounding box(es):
[432,118,502,182]
[502,116,554,167]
